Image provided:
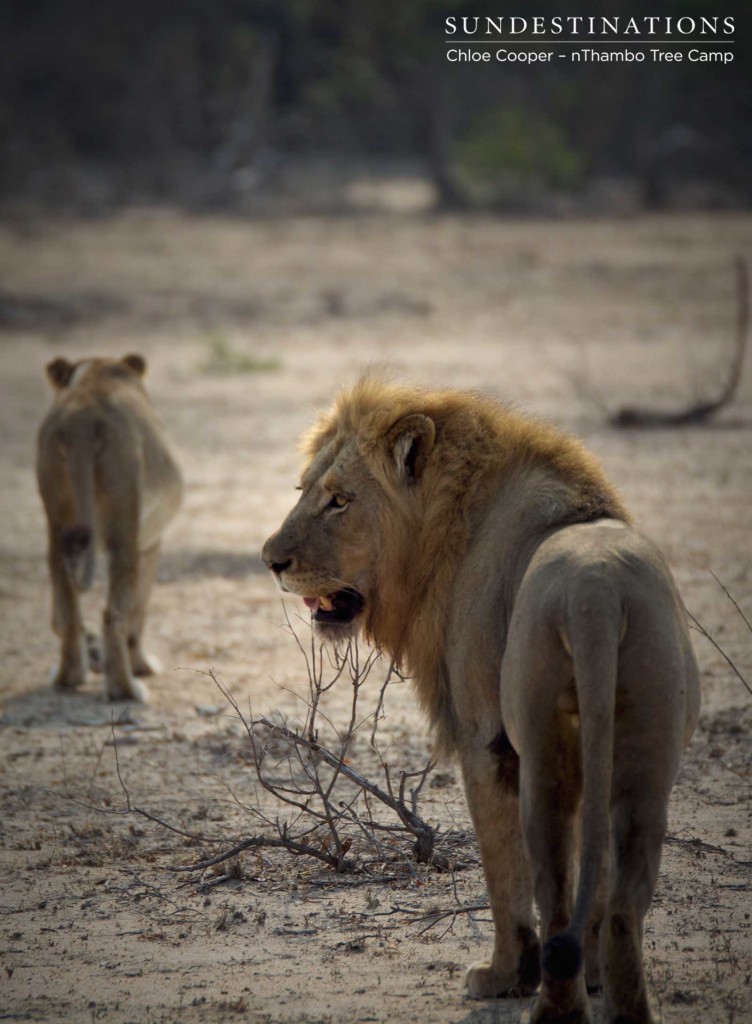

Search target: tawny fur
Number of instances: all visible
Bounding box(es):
[264,375,699,1024]
[37,354,183,702]
[300,377,630,755]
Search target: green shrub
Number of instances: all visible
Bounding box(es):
[455,104,584,201]
[201,332,281,375]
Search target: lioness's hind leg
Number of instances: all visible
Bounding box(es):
[49,541,87,690]
[128,544,161,676]
[103,537,148,702]
[86,629,103,673]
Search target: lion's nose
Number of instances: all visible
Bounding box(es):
[261,534,296,575]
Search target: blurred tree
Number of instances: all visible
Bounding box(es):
[0,0,748,210]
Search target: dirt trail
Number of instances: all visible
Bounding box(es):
[1,210,751,1023]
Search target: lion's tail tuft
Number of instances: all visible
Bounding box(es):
[542,933,583,982]
[61,523,95,590]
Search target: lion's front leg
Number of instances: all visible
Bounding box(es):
[460,741,540,999]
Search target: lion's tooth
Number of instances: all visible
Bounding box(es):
[319,595,334,611]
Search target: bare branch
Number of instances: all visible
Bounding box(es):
[370,659,400,747]
[168,833,340,873]
[612,257,749,428]
[73,611,471,883]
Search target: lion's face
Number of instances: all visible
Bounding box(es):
[261,437,379,639]
[262,411,435,641]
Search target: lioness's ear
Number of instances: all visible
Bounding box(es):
[46,358,75,389]
[385,413,435,485]
[122,353,146,376]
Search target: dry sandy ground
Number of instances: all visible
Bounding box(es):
[0,209,751,1024]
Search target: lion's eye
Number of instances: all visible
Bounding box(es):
[328,493,350,511]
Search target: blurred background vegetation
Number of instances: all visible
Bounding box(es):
[1,0,749,215]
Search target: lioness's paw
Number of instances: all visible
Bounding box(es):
[130,650,161,677]
[50,665,86,690]
[127,677,150,703]
[106,676,150,703]
[465,962,531,999]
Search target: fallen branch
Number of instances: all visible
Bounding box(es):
[612,257,749,427]
[168,832,340,873]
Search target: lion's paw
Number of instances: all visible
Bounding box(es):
[465,962,530,999]
[531,996,592,1024]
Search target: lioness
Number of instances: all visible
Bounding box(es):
[37,355,183,702]
[262,377,700,1024]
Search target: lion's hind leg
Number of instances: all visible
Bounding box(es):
[600,780,668,1024]
[521,720,591,1024]
[599,603,692,1024]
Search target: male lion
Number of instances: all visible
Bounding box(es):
[37,355,183,702]
[262,377,700,1024]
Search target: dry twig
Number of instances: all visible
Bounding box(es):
[687,575,752,702]
[162,612,468,878]
[55,611,471,884]
[192,617,457,874]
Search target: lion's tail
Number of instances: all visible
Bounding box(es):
[542,581,621,983]
[61,425,98,592]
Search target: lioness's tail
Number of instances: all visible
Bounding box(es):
[543,582,621,982]
[61,429,97,591]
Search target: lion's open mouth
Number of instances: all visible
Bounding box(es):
[303,589,364,625]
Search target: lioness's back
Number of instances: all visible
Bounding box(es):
[37,354,182,702]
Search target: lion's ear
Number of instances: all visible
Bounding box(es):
[385,413,435,485]
[46,358,75,389]
[122,353,147,376]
